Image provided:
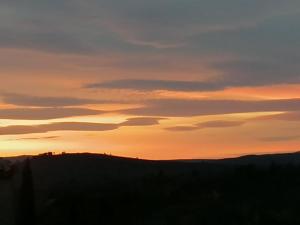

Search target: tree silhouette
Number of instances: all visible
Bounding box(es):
[16,159,35,225]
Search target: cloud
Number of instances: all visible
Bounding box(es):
[0,122,119,135]
[0,1,300,91]
[196,120,246,128]
[209,59,300,88]
[165,111,300,132]
[99,0,300,49]
[0,1,299,54]
[120,98,300,117]
[0,117,164,135]
[0,0,291,52]
[166,120,245,132]
[120,117,166,126]
[259,135,300,142]
[0,0,300,100]
[188,12,300,88]
[253,112,300,122]
[85,79,224,92]
[1,93,110,107]
[8,136,60,141]
[0,108,105,120]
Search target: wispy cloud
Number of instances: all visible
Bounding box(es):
[121,98,300,117]
[2,0,291,52]
[166,111,300,132]
[1,0,300,91]
[253,111,300,121]
[166,120,245,132]
[1,93,111,107]
[7,136,60,141]
[120,117,166,126]
[0,123,119,135]
[0,107,105,120]
[86,79,224,92]
[0,117,165,135]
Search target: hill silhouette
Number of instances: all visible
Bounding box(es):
[2,151,300,225]
[182,151,300,165]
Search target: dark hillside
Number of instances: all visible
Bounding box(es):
[3,152,300,225]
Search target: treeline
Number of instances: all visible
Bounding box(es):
[0,160,15,179]
[35,163,300,225]
[0,159,35,225]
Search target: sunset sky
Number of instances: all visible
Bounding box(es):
[0,1,300,159]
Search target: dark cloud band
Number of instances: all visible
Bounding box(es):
[166,112,300,132]
[0,117,165,136]
[121,98,300,117]
[166,120,245,132]
[1,93,111,107]
[0,108,105,120]
[86,79,224,92]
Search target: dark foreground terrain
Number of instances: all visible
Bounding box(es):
[2,152,300,225]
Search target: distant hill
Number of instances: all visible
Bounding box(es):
[24,151,300,197]
[3,151,300,186]
[181,151,300,166]
[3,151,300,225]
[4,150,300,165]
[219,151,300,165]
[4,151,300,193]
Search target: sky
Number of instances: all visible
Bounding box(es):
[0,0,300,159]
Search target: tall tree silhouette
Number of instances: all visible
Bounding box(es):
[16,159,35,225]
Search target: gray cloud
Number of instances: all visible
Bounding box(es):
[86,73,300,92]
[211,60,300,87]
[197,120,245,128]
[86,79,224,92]
[0,108,104,120]
[166,120,245,132]
[166,111,300,132]
[98,0,300,48]
[188,12,300,87]
[0,122,119,135]
[120,117,166,126]
[121,98,300,117]
[2,0,296,52]
[0,0,300,90]
[0,94,282,136]
[1,93,110,107]
[0,117,164,135]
